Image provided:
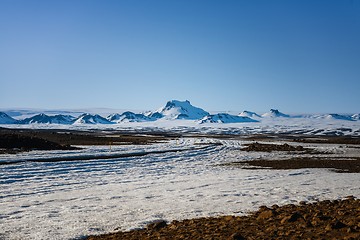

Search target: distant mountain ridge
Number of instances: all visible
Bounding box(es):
[73,113,112,124]
[199,113,258,124]
[0,112,17,124]
[19,113,75,124]
[107,111,154,123]
[1,100,359,125]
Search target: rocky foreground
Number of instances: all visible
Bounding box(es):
[87,197,359,240]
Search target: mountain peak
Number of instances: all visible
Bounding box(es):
[239,111,261,118]
[262,109,290,118]
[0,112,17,124]
[153,100,209,120]
[107,111,153,123]
[73,113,112,124]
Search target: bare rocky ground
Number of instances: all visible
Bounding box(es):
[240,142,316,153]
[87,197,360,240]
[0,127,170,154]
[228,157,360,173]
[229,142,360,173]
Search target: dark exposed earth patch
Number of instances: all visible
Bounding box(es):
[240,142,318,153]
[225,157,360,173]
[0,134,77,153]
[0,127,171,154]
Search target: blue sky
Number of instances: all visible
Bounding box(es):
[1,0,359,113]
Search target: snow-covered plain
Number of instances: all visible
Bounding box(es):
[2,116,360,136]
[1,138,360,240]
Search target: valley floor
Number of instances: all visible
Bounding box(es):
[1,129,360,239]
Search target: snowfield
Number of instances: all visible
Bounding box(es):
[1,116,360,136]
[1,138,360,240]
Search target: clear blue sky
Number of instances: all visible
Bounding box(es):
[1,0,359,113]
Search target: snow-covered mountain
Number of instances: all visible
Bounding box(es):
[262,109,290,118]
[322,114,354,121]
[199,113,258,124]
[151,100,209,120]
[73,113,112,124]
[147,112,164,119]
[1,100,359,128]
[239,111,262,119]
[19,113,75,124]
[0,112,17,124]
[352,114,360,120]
[107,112,153,123]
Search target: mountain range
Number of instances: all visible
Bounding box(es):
[0,100,359,125]
[18,113,76,124]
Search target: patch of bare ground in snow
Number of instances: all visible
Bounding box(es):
[240,142,319,153]
[87,197,360,240]
[0,127,171,154]
[229,142,360,173]
[227,157,360,173]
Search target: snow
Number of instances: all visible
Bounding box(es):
[1,138,360,240]
[19,114,75,124]
[323,114,355,121]
[199,113,258,123]
[73,113,112,125]
[262,109,290,118]
[239,111,262,119]
[151,100,209,120]
[352,113,360,120]
[2,115,359,136]
[0,108,132,120]
[2,102,360,238]
[107,112,153,123]
[1,100,360,130]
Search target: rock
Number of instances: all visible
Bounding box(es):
[87,198,360,240]
[257,210,275,220]
[224,216,235,221]
[325,224,333,231]
[345,195,355,200]
[332,220,347,229]
[271,204,279,209]
[281,212,303,224]
[229,232,246,240]
[147,220,167,230]
[288,212,303,222]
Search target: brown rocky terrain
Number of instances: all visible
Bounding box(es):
[240,142,314,153]
[87,197,360,240]
[229,141,360,173]
[0,127,170,154]
[227,157,360,173]
[0,133,77,153]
